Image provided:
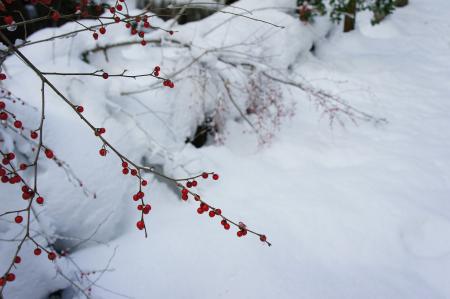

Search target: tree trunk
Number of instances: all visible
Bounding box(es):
[343,0,357,32]
[395,0,408,7]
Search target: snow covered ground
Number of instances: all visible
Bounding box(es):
[2,0,450,298]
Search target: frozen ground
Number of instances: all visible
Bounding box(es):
[2,0,450,298]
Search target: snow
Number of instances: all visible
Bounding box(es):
[2,0,450,298]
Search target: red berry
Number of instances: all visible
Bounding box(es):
[0,112,8,120]
[45,149,54,159]
[141,40,147,46]
[0,101,5,109]
[196,207,203,214]
[48,252,57,260]
[14,256,21,264]
[14,215,23,224]
[215,209,222,215]
[143,204,151,214]
[208,211,215,217]
[122,161,128,168]
[0,278,5,287]
[99,27,106,35]
[109,7,115,13]
[130,169,137,176]
[116,4,123,11]
[30,131,38,139]
[3,16,13,25]
[260,235,267,242]
[102,72,109,79]
[76,106,84,113]
[192,180,198,187]
[13,120,22,129]
[36,196,44,204]
[186,181,192,188]
[122,168,129,175]
[93,32,99,40]
[6,273,15,282]
[181,193,188,201]
[137,204,143,211]
[51,11,60,22]
[212,174,219,180]
[136,220,145,230]
[34,248,42,256]
[95,127,106,135]
[19,164,27,170]
[141,180,148,186]
[169,30,174,35]
[237,231,243,237]
[0,73,6,80]
[224,223,230,230]
[99,148,107,156]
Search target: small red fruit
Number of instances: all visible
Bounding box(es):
[36,196,44,204]
[34,248,42,256]
[5,273,15,282]
[76,106,84,113]
[14,256,21,264]
[30,131,38,139]
[136,220,145,230]
[212,174,219,180]
[51,11,60,22]
[45,149,54,159]
[14,215,23,224]
[13,120,22,129]
[99,148,107,156]
[48,252,57,260]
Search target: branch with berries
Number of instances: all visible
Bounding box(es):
[0,0,275,294]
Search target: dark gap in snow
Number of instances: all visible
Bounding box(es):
[48,289,63,299]
[186,117,216,148]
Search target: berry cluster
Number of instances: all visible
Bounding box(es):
[0,0,271,294]
[178,172,269,244]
